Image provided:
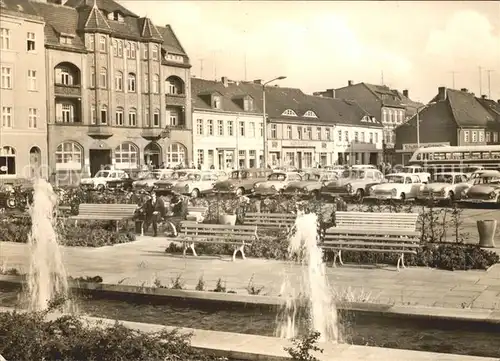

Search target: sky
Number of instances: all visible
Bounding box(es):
[120,1,500,103]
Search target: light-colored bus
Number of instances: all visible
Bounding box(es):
[408,145,500,174]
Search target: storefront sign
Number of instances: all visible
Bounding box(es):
[281,140,325,148]
[401,142,449,152]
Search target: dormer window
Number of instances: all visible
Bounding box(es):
[107,11,124,22]
[303,110,317,118]
[59,33,74,45]
[165,53,183,63]
[243,97,253,111]
[212,95,221,109]
[282,109,297,116]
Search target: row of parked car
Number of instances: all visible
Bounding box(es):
[76,164,500,205]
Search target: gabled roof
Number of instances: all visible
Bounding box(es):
[139,17,163,41]
[477,98,500,119]
[444,89,494,127]
[157,25,187,56]
[0,0,43,19]
[65,0,138,17]
[83,2,112,33]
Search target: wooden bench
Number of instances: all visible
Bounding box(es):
[69,203,138,231]
[243,212,296,230]
[179,221,258,261]
[321,211,420,271]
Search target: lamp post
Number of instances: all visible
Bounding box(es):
[262,76,286,168]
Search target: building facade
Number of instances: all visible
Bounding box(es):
[395,87,500,164]
[0,3,47,183]
[26,0,192,184]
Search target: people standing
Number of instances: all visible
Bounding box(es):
[142,191,166,237]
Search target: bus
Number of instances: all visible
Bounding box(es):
[408,145,500,174]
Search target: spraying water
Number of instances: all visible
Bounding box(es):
[27,178,70,311]
[276,212,338,342]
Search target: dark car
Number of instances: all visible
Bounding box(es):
[106,170,142,191]
[0,181,33,211]
[212,168,273,196]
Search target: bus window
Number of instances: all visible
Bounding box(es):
[463,152,471,160]
[491,152,500,159]
[452,152,463,160]
[434,152,445,160]
[445,153,451,160]
[482,152,490,159]
[416,153,422,160]
[471,152,481,159]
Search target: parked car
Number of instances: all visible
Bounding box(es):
[79,169,130,191]
[320,168,384,201]
[153,169,197,194]
[132,169,172,192]
[416,172,471,204]
[394,165,430,183]
[252,172,302,196]
[107,170,145,191]
[171,171,221,198]
[283,172,338,198]
[366,173,423,201]
[461,170,500,205]
[213,168,273,196]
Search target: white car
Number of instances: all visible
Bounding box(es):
[253,172,302,196]
[395,165,430,183]
[366,173,423,201]
[417,172,471,203]
[171,171,221,198]
[79,170,129,191]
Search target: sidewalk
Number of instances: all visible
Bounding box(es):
[1,237,499,313]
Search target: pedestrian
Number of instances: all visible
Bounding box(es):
[142,191,166,237]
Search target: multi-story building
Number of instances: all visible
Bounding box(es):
[394,87,500,163]
[191,77,264,170]
[25,0,192,184]
[314,81,423,164]
[0,1,47,182]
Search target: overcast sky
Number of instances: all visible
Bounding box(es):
[120,1,500,103]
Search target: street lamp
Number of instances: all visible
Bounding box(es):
[403,103,429,149]
[262,76,286,168]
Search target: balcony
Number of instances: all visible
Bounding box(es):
[165,93,186,107]
[87,125,113,138]
[141,127,164,140]
[54,84,81,97]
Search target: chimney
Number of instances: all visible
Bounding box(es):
[253,79,262,85]
[403,89,409,98]
[438,86,447,101]
[460,88,468,92]
[322,89,335,98]
[221,76,229,87]
[498,99,500,104]
[481,94,487,99]
[348,80,353,86]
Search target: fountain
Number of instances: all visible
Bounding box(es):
[26,178,70,312]
[276,211,338,342]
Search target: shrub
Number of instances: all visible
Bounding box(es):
[0,309,227,361]
[285,330,323,361]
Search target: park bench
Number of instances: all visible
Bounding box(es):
[243,212,296,230]
[321,211,420,271]
[70,203,138,231]
[179,221,258,261]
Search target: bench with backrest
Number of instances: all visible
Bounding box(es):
[70,203,138,231]
[320,211,420,271]
[179,221,258,261]
[243,212,296,230]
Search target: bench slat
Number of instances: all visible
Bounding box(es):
[324,235,419,243]
[180,222,256,231]
[321,247,417,254]
[326,229,420,237]
[321,241,419,248]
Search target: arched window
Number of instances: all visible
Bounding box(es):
[0,146,16,175]
[153,108,160,127]
[114,142,138,169]
[54,62,81,86]
[152,45,159,60]
[99,67,107,88]
[128,107,137,126]
[165,76,184,95]
[165,142,186,165]
[29,146,41,178]
[115,106,124,126]
[100,104,108,124]
[152,74,159,93]
[115,71,123,91]
[55,142,82,170]
[128,73,136,92]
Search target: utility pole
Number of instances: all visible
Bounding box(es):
[199,58,204,79]
[448,71,457,88]
[479,66,483,95]
[244,53,247,81]
[380,70,384,85]
[486,70,494,98]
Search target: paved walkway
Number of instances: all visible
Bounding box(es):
[1,235,500,314]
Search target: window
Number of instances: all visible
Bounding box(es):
[207,119,214,135]
[152,45,159,60]
[166,143,186,165]
[112,40,118,56]
[99,36,106,52]
[144,108,150,127]
[345,131,349,142]
[91,105,97,124]
[127,73,136,92]
[464,131,470,142]
[306,127,312,139]
[286,125,292,139]
[28,70,37,91]
[0,28,11,50]
[304,110,317,118]
[212,95,221,109]
[338,130,342,142]
[0,146,16,175]
[99,67,107,88]
[217,120,223,136]
[26,32,36,51]
[227,120,234,136]
[100,104,108,124]
[169,108,179,126]
[197,150,204,166]
[1,66,12,89]
[486,132,491,142]
[316,127,321,140]
[90,67,95,88]
[28,108,37,128]
[494,132,499,143]
[354,132,359,142]
[57,67,73,85]
[128,108,137,126]
[282,109,297,116]
[115,71,123,91]
[152,74,159,93]
[472,131,478,142]
[243,97,253,111]
[297,126,302,139]
[375,132,379,143]
[117,40,123,57]
[479,131,484,143]
[196,119,203,135]
[153,109,160,127]
[369,132,373,143]
[127,42,136,59]
[382,109,387,123]
[58,103,74,123]
[166,77,183,95]
[143,73,149,92]
[115,143,138,167]
[126,43,131,58]
[143,44,149,59]
[115,107,124,126]
[55,142,82,170]
[58,35,72,44]
[360,132,365,143]
[270,124,277,139]
[1,107,12,127]
[88,34,94,50]
[239,121,245,136]
[259,123,263,137]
